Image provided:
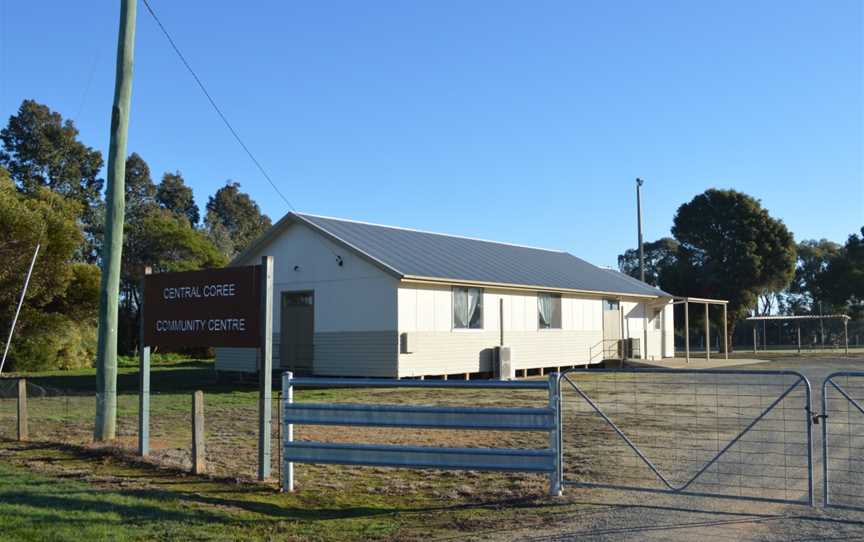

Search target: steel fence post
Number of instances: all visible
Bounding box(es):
[822,375,829,507]
[802,376,814,506]
[557,372,564,493]
[281,371,294,492]
[138,266,151,457]
[548,372,562,497]
[258,256,273,481]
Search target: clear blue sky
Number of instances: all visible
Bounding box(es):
[1,1,862,267]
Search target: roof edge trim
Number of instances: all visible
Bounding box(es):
[229,212,405,279]
[401,275,669,300]
[291,213,405,278]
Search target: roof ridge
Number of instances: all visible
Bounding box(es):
[296,212,567,254]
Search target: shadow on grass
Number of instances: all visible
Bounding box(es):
[2,441,560,523]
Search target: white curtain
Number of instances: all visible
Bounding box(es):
[538,294,554,328]
[454,288,481,328]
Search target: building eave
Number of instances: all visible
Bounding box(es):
[230,212,405,279]
[400,275,670,301]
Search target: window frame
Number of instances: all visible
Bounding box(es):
[537,292,563,330]
[452,286,484,330]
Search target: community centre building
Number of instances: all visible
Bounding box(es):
[215,212,675,378]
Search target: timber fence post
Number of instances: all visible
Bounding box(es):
[192,390,205,474]
[17,379,27,441]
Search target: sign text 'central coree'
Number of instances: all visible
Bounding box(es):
[143,266,261,348]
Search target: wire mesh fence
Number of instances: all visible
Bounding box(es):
[0,374,559,502]
[0,379,95,444]
[7,368,864,507]
[0,379,285,481]
[822,372,864,510]
[733,317,862,352]
[560,369,813,504]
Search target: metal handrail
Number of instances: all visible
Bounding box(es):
[588,339,621,363]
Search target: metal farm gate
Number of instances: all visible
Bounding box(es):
[822,371,864,509]
[559,368,814,505]
[277,368,864,509]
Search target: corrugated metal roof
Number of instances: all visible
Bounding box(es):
[292,213,669,298]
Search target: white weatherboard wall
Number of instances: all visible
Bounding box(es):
[621,300,675,360]
[215,222,399,377]
[397,284,608,377]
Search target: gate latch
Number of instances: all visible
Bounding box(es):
[812,413,828,425]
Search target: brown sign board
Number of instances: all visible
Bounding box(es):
[143,266,261,348]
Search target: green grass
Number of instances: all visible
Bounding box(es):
[0,441,569,542]
[0,360,571,541]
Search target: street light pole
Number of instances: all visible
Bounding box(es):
[636,178,647,359]
[636,178,645,283]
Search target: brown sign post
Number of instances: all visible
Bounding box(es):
[139,260,274,479]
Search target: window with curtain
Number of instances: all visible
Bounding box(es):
[453,287,483,329]
[653,308,663,330]
[538,293,562,329]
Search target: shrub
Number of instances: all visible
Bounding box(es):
[7,308,96,372]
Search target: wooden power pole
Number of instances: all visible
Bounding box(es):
[95,0,137,441]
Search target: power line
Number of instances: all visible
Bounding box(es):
[141,0,296,211]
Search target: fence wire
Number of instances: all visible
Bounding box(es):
[7,370,864,508]
[0,379,285,481]
[560,370,812,504]
[823,373,864,510]
[0,379,95,444]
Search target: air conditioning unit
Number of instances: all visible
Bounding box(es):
[621,338,641,359]
[494,346,515,380]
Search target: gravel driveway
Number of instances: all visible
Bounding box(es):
[478,356,864,541]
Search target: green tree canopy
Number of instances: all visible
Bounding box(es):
[0,99,104,262]
[617,237,680,287]
[0,173,84,310]
[0,169,100,370]
[816,227,864,317]
[779,239,843,315]
[124,152,157,217]
[156,171,199,226]
[663,189,797,335]
[118,206,228,353]
[204,181,271,259]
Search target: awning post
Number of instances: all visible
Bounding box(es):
[723,304,728,361]
[753,323,757,355]
[705,303,710,361]
[684,301,690,363]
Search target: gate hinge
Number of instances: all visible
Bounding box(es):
[812,413,828,425]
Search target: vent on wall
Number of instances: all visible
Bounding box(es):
[400,332,412,354]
